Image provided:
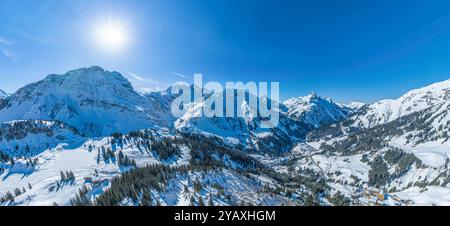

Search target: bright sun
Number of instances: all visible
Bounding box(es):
[94,19,129,53]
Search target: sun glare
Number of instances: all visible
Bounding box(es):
[94,19,129,53]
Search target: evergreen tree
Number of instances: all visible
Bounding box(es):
[198,196,205,206]
[208,194,214,206]
[140,189,152,206]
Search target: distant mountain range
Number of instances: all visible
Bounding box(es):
[0,66,449,206]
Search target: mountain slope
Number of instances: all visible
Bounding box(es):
[283,93,353,128]
[0,67,174,136]
[174,93,312,153]
[0,130,320,206]
[174,92,355,152]
[351,79,450,128]
[296,79,450,205]
[0,120,83,157]
[0,90,8,111]
[1,66,450,206]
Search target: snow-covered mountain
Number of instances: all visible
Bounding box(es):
[0,130,303,206]
[174,94,312,153]
[0,90,8,99]
[351,79,450,128]
[294,79,450,205]
[1,66,449,206]
[0,67,174,136]
[340,101,366,112]
[0,90,8,111]
[283,92,354,128]
[173,91,358,153]
[0,120,83,157]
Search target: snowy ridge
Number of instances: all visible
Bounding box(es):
[0,67,175,136]
[295,79,450,205]
[1,66,450,206]
[339,102,366,112]
[352,79,450,128]
[0,120,84,157]
[283,92,353,128]
[174,93,311,152]
[0,90,8,99]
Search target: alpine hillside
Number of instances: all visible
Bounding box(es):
[0,67,449,206]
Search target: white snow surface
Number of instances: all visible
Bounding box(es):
[352,78,450,128]
[0,66,175,136]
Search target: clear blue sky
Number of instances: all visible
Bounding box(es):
[1,0,450,103]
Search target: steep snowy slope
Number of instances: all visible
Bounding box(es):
[0,90,8,99]
[352,79,450,128]
[0,120,84,157]
[339,102,366,113]
[0,130,308,206]
[309,79,450,143]
[283,93,353,128]
[174,92,355,152]
[0,67,174,136]
[174,94,311,153]
[0,90,8,110]
[1,66,449,206]
[295,79,450,205]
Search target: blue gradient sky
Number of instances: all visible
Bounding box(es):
[1,0,450,103]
